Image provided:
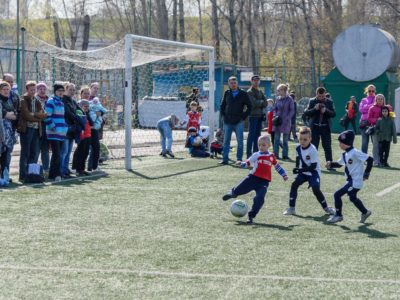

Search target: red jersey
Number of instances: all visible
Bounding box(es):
[186,111,202,130]
[246,151,283,181]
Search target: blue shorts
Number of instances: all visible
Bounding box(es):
[294,172,320,188]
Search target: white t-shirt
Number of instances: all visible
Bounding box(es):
[296,144,321,176]
[337,148,369,189]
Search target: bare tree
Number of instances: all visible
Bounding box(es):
[179,0,185,42]
[210,0,221,60]
[172,0,178,40]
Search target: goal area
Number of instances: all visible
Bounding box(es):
[24,33,215,170]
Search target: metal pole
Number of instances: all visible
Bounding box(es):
[208,49,215,151]
[16,0,20,94]
[124,35,133,170]
[21,27,26,90]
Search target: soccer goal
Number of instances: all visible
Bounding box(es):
[24,33,215,170]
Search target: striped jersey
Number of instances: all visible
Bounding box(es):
[245,151,286,181]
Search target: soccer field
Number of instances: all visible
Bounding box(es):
[0,136,399,299]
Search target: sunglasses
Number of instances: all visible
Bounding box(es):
[368,90,375,93]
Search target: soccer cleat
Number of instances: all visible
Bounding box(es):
[324,207,336,215]
[246,216,253,224]
[283,207,296,215]
[327,215,343,223]
[219,161,228,165]
[360,210,372,223]
[222,192,236,201]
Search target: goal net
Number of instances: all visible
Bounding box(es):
[24,34,215,170]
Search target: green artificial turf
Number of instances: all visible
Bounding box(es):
[0,136,399,299]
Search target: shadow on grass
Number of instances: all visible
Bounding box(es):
[235,221,299,231]
[129,163,221,180]
[292,214,329,223]
[376,166,400,171]
[350,224,398,239]
[321,169,344,176]
[3,173,108,190]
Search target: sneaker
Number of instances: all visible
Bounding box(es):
[327,215,343,223]
[360,210,372,223]
[62,174,73,179]
[324,207,336,215]
[222,192,237,201]
[283,207,296,215]
[166,151,175,158]
[246,216,253,224]
[219,161,228,165]
[54,176,62,182]
[93,167,102,172]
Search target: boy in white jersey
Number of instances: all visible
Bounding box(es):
[326,130,373,223]
[222,134,288,224]
[283,127,335,216]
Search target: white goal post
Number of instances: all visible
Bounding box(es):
[123,34,215,170]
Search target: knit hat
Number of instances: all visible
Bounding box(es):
[188,127,197,133]
[53,84,65,92]
[79,99,90,107]
[36,82,48,89]
[338,130,355,146]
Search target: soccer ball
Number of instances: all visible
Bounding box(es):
[230,200,248,218]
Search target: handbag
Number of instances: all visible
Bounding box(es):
[272,115,282,126]
[365,125,375,136]
[359,119,370,129]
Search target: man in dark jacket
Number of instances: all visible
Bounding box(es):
[303,87,336,168]
[246,75,267,158]
[220,76,252,164]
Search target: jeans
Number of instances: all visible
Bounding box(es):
[290,121,297,140]
[39,124,49,171]
[157,121,173,153]
[379,140,391,165]
[371,133,380,164]
[223,121,244,163]
[61,138,74,176]
[73,138,91,173]
[19,127,40,180]
[88,129,100,171]
[48,140,62,179]
[360,127,370,154]
[0,144,14,179]
[273,132,289,158]
[246,116,263,158]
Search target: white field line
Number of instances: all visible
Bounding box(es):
[376,182,400,197]
[0,265,399,285]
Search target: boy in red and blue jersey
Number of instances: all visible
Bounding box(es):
[223,134,288,224]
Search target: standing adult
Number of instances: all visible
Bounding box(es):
[359,85,376,153]
[0,81,17,180]
[303,87,336,167]
[35,82,50,175]
[272,84,294,160]
[368,94,390,166]
[344,96,358,132]
[18,81,47,182]
[61,82,79,178]
[246,75,267,158]
[45,84,68,182]
[289,91,298,142]
[2,74,20,118]
[220,76,252,164]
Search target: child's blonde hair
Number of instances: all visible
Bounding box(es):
[375,93,385,103]
[276,84,288,92]
[190,101,198,107]
[298,126,311,137]
[258,134,271,145]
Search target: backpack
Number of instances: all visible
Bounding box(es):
[24,163,45,184]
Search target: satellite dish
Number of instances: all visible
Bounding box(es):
[333,24,400,82]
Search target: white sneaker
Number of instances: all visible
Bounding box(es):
[360,210,372,223]
[324,207,336,215]
[93,167,102,172]
[283,207,296,215]
[327,215,343,223]
[54,176,62,182]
